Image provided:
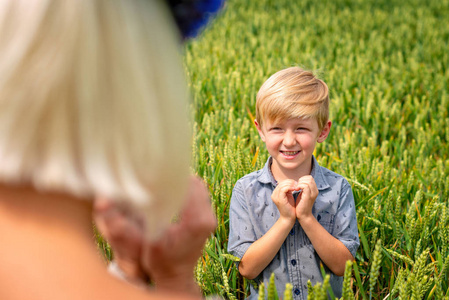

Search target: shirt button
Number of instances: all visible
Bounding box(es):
[294,288,300,295]
[291,259,297,266]
[290,229,295,235]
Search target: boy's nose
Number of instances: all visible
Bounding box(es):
[283,131,297,147]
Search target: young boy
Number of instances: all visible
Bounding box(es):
[228,67,359,299]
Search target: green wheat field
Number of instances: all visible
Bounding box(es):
[100,0,449,298]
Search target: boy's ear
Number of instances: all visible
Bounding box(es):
[254,119,266,142]
[317,121,332,143]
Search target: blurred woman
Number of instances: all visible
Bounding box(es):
[0,0,217,298]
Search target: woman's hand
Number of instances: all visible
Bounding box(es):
[94,197,148,283]
[94,176,217,296]
[142,177,217,294]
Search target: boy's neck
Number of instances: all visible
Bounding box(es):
[270,157,313,182]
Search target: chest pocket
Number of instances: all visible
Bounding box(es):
[301,212,335,246]
[316,211,334,232]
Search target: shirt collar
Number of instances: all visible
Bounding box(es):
[257,157,277,186]
[310,156,331,191]
[257,156,331,191]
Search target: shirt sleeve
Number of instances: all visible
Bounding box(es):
[227,180,257,262]
[333,180,360,257]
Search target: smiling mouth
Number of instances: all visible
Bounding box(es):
[280,150,300,156]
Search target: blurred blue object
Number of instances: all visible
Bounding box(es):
[166,0,226,39]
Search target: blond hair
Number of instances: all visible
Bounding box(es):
[256,67,329,130]
[0,0,191,238]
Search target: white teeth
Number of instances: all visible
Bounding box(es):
[283,151,298,155]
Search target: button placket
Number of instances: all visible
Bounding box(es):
[287,222,303,299]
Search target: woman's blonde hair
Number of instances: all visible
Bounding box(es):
[256,67,329,130]
[0,0,191,238]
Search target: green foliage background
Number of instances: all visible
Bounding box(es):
[186,0,449,298]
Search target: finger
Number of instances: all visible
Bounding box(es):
[271,183,291,207]
[177,176,217,235]
[93,199,120,237]
[297,175,314,185]
[278,180,297,195]
[97,209,131,241]
[297,175,313,185]
[297,181,317,204]
[94,204,144,249]
[296,184,309,200]
[93,196,114,214]
[296,179,310,191]
[297,177,318,197]
[148,177,216,254]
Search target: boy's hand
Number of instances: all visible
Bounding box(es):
[295,175,318,222]
[271,179,300,224]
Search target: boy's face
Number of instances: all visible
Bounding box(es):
[255,117,331,181]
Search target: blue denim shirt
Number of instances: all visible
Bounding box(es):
[227,156,359,299]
